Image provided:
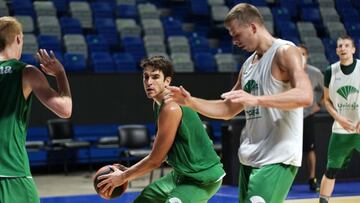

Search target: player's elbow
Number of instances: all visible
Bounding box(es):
[58,108,72,118]
[54,99,72,118]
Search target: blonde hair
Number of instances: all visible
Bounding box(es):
[0,16,23,52]
[224,3,264,26]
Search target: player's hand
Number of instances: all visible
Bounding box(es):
[37,49,65,77]
[221,90,259,107]
[337,116,356,132]
[164,86,191,106]
[97,165,126,197]
[355,121,360,134]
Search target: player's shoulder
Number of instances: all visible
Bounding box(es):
[160,101,181,114]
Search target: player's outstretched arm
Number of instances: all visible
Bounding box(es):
[22,49,72,118]
[165,85,244,120]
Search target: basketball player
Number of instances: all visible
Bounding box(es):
[165,3,313,203]
[97,56,225,203]
[319,35,360,203]
[298,44,324,192]
[0,16,72,203]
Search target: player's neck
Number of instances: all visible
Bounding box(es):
[340,57,354,66]
[255,32,275,56]
[0,46,20,61]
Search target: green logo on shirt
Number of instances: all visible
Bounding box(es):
[244,80,261,119]
[244,79,258,93]
[336,85,359,100]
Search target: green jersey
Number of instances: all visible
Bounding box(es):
[0,59,33,177]
[154,103,225,184]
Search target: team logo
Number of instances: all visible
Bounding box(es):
[336,85,359,100]
[243,79,261,119]
[169,197,182,203]
[244,79,258,93]
[250,195,266,203]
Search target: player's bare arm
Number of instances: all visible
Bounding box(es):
[226,45,312,110]
[98,102,181,193]
[22,49,72,118]
[323,87,355,132]
[165,69,244,120]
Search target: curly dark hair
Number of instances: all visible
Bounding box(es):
[140,56,174,79]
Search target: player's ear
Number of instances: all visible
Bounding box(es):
[165,76,171,86]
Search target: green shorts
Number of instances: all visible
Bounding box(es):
[0,176,40,203]
[327,133,360,169]
[133,171,222,203]
[239,163,298,203]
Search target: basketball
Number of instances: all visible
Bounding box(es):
[93,164,128,200]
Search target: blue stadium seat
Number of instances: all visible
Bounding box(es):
[345,23,360,38]
[272,7,291,23]
[193,52,217,72]
[300,7,322,24]
[91,52,115,73]
[86,34,110,53]
[298,0,318,8]
[161,16,185,37]
[189,35,211,56]
[52,0,69,14]
[277,0,298,18]
[91,2,114,18]
[113,52,138,72]
[37,35,63,54]
[21,54,38,66]
[121,37,146,63]
[94,18,119,45]
[64,53,87,71]
[335,0,353,11]
[338,8,360,23]
[190,0,210,16]
[275,21,299,39]
[249,0,267,7]
[11,0,36,19]
[116,4,138,19]
[60,17,82,34]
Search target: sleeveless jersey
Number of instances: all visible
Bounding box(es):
[154,103,225,184]
[0,59,33,177]
[328,60,360,134]
[239,39,303,167]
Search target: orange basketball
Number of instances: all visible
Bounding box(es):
[93,164,128,200]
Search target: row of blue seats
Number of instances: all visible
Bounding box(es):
[27,121,223,167]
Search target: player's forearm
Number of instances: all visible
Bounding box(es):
[258,88,313,110]
[324,99,340,122]
[122,155,160,182]
[188,97,242,120]
[54,70,72,117]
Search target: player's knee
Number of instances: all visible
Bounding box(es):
[325,168,338,179]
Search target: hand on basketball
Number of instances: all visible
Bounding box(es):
[37,49,65,77]
[221,90,259,107]
[164,86,191,106]
[97,165,126,198]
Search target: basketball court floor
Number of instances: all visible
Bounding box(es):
[36,170,360,203]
